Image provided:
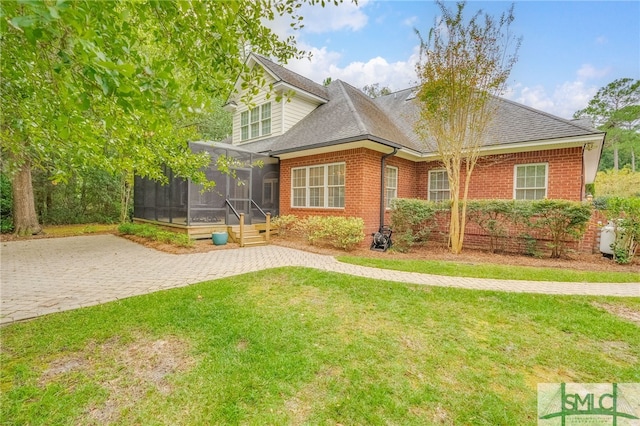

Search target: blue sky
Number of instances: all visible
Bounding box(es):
[270,1,639,119]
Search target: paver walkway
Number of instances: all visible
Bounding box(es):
[1,235,638,324]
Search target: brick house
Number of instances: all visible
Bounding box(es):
[134,53,605,249]
[223,54,605,237]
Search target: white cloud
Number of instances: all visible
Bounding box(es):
[506,65,611,118]
[576,64,611,81]
[267,0,369,38]
[285,43,421,91]
[403,16,419,27]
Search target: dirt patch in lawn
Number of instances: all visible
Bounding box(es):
[39,333,196,423]
[592,302,640,326]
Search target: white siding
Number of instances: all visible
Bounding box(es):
[231,75,279,145]
[282,97,319,133]
[231,73,322,144]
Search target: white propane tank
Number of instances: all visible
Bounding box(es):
[599,221,616,255]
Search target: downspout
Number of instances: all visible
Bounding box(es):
[380,147,398,229]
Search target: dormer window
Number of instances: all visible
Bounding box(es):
[241,102,271,141]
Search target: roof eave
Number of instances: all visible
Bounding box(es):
[270,136,403,159]
[273,81,329,104]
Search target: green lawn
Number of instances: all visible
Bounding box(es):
[2,268,639,425]
[337,256,640,283]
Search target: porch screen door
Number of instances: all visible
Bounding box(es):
[227,168,251,224]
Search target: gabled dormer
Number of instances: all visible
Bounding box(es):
[224,53,329,146]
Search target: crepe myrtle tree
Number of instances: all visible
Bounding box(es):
[414,1,521,254]
[0,0,344,235]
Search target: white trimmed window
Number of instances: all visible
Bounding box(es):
[514,163,547,200]
[240,102,271,141]
[428,170,450,201]
[385,166,398,209]
[291,163,345,208]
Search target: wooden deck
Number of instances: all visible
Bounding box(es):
[133,214,275,247]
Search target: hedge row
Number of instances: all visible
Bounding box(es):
[390,199,593,258]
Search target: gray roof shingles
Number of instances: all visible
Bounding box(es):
[240,59,604,156]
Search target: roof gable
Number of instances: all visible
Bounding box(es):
[234,59,604,158]
[250,54,329,102]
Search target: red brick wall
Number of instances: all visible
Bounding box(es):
[279,148,383,236]
[416,147,585,201]
[278,146,591,251]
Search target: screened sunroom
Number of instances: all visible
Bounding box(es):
[133,141,279,236]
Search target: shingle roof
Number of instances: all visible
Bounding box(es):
[251,54,329,101]
[239,60,604,156]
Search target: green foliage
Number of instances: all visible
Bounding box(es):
[118,223,193,248]
[594,168,640,197]
[466,200,514,252]
[527,200,593,259]
[1,0,335,228]
[271,214,299,237]
[603,197,640,264]
[414,1,521,254]
[574,78,639,172]
[295,216,365,251]
[361,83,392,98]
[389,198,440,252]
[32,169,121,225]
[0,173,13,233]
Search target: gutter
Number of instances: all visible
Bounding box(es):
[380,147,398,229]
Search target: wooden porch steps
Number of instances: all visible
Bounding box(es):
[228,225,268,247]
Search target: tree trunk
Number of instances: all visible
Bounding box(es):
[12,161,42,236]
[632,149,636,172]
[614,146,619,171]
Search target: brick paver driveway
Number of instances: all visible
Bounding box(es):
[1,235,638,324]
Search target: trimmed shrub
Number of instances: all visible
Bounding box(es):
[526,200,592,259]
[295,216,365,251]
[389,198,439,252]
[466,200,514,253]
[271,214,299,237]
[118,223,193,247]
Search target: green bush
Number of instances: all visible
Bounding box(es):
[0,173,13,233]
[604,197,640,264]
[389,199,439,252]
[117,223,193,248]
[466,200,514,253]
[271,214,299,237]
[295,216,365,251]
[527,199,592,259]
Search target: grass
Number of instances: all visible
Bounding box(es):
[336,256,640,283]
[2,267,639,425]
[117,222,194,247]
[41,223,119,237]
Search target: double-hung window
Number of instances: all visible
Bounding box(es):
[428,170,450,201]
[292,163,345,208]
[385,166,398,209]
[514,163,547,200]
[240,102,271,141]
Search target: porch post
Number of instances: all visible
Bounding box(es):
[239,213,245,248]
[266,213,271,243]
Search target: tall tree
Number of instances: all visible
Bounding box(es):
[1,0,334,235]
[414,1,520,254]
[574,78,640,172]
[361,83,392,98]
